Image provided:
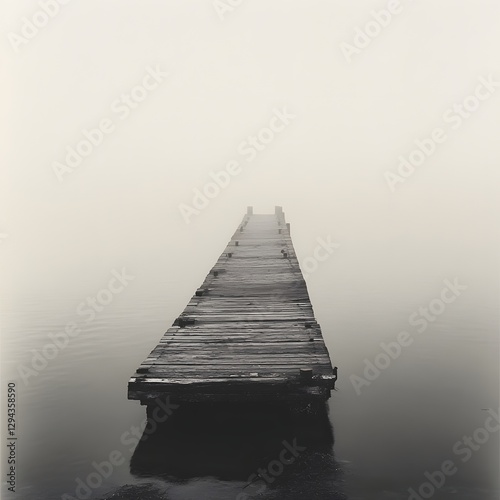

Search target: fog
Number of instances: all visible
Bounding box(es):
[2,0,499,299]
[1,1,499,499]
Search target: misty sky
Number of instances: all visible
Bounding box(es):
[2,0,499,304]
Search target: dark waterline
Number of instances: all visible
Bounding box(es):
[111,401,346,500]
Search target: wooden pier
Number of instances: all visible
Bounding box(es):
[128,206,337,407]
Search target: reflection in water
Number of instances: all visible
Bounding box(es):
[129,400,346,499]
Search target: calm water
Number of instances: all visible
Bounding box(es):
[2,269,499,500]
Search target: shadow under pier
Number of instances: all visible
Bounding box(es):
[130,400,346,499]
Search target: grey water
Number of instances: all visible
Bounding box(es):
[2,236,498,499]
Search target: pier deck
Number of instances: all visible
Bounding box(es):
[128,207,337,405]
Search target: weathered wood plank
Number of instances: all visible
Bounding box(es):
[128,209,337,403]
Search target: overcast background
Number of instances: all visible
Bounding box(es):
[1,1,499,499]
[2,0,499,299]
